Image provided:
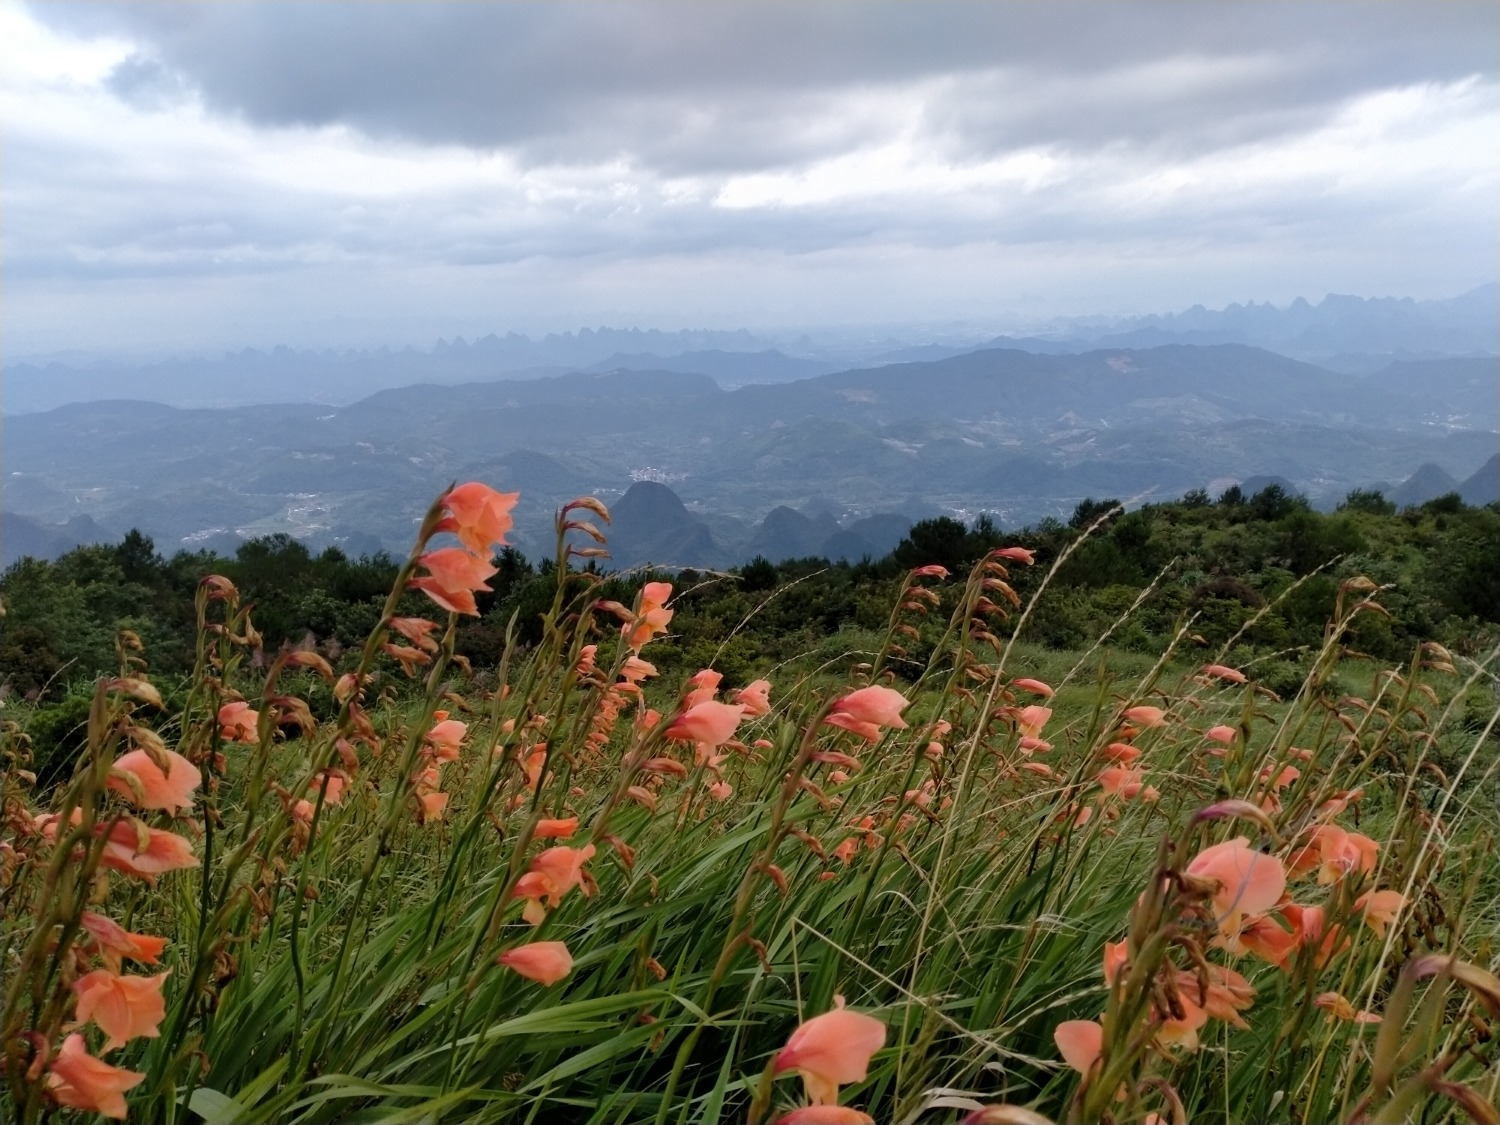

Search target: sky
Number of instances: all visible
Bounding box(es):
[2,1,1497,361]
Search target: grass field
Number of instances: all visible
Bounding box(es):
[3,484,1496,1124]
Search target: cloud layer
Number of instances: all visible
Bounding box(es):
[4,1,1497,357]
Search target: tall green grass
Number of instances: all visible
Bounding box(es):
[2,487,1496,1124]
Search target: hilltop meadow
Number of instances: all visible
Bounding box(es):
[2,481,1497,1124]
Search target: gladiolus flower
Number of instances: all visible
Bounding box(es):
[409,547,497,616]
[1097,766,1145,798]
[513,843,596,925]
[1286,825,1379,884]
[778,1109,875,1124]
[1185,837,1286,934]
[735,679,773,717]
[46,1034,143,1119]
[1016,705,1052,738]
[290,799,315,824]
[1103,742,1141,764]
[823,714,883,742]
[1054,1019,1102,1074]
[1019,736,1052,753]
[1315,992,1381,1023]
[1230,913,1299,967]
[1011,677,1054,698]
[774,998,886,1107]
[1355,889,1404,937]
[79,913,168,970]
[311,772,346,806]
[1123,705,1167,728]
[575,644,598,676]
[993,546,1035,564]
[497,940,573,987]
[417,790,449,822]
[425,715,468,761]
[624,581,674,649]
[435,481,518,556]
[708,781,734,801]
[665,701,745,747]
[621,656,658,683]
[100,822,199,884]
[218,701,259,743]
[828,685,909,731]
[1205,725,1237,745]
[73,969,170,1052]
[534,817,578,839]
[108,748,199,813]
[910,564,949,579]
[1202,663,1248,683]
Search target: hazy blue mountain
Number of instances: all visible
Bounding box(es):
[1,513,110,568]
[1390,464,1463,508]
[586,349,840,383]
[4,344,1494,565]
[1458,455,1499,506]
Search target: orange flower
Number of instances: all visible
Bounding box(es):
[708,781,734,801]
[1201,663,1248,683]
[774,998,886,1106]
[1185,837,1285,935]
[1286,825,1379,884]
[1016,705,1052,738]
[107,748,200,813]
[1098,765,1145,797]
[778,1109,875,1124]
[1054,1019,1102,1074]
[435,481,518,556]
[512,843,596,925]
[665,701,745,747]
[1355,889,1404,937]
[99,822,199,884]
[217,701,260,743]
[534,817,579,839]
[424,714,468,761]
[1204,724,1237,745]
[735,679,774,717]
[409,547,497,616]
[497,940,574,986]
[1229,913,1298,968]
[1011,677,1054,698]
[992,546,1035,564]
[46,1034,143,1119]
[1122,705,1167,728]
[78,913,168,971]
[1315,992,1382,1023]
[828,685,909,731]
[623,581,674,649]
[73,969,170,1052]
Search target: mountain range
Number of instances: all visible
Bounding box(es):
[4,343,1495,570]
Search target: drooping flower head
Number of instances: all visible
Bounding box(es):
[99,822,200,884]
[107,748,200,813]
[735,678,774,717]
[624,581,674,649]
[497,940,574,987]
[410,547,498,616]
[1185,836,1286,935]
[218,701,260,743]
[826,686,909,741]
[774,998,886,1107]
[72,970,171,1052]
[46,1034,144,1119]
[665,701,745,748]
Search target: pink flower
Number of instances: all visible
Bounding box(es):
[624,581,674,649]
[1355,889,1404,937]
[409,547,497,616]
[424,714,468,761]
[435,481,517,556]
[45,1034,143,1119]
[735,679,773,717]
[910,564,949,579]
[1011,677,1054,698]
[107,748,199,813]
[534,817,579,839]
[1315,992,1382,1023]
[708,780,734,801]
[72,969,170,1053]
[218,701,260,743]
[1016,705,1052,738]
[99,822,199,884]
[1202,663,1248,684]
[512,843,596,925]
[774,998,886,1106]
[1185,837,1286,934]
[1204,724,1237,745]
[665,701,745,747]
[992,546,1035,565]
[1054,1019,1102,1074]
[497,940,574,987]
[1122,705,1167,728]
[778,1109,875,1124]
[78,913,168,971]
[828,685,909,730]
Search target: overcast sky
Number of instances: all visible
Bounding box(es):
[3,1,1496,360]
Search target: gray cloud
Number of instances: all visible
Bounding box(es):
[34,1,1499,172]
